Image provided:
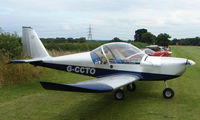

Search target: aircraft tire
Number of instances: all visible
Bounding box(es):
[114,89,125,100]
[127,83,136,91]
[163,88,174,99]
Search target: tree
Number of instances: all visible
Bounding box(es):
[55,37,66,43]
[141,32,156,44]
[170,38,179,45]
[0,27,3,34]
[127,40,132,43]
[0,33,22,58]
[134,29,147,42]
[110,37,123,42]
[77,37,86,43]
[155,33,171,46]
[67,37,74,43]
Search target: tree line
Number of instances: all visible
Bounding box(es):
[1,27,199,59]
[170,37,200,46]
[0,32,148,59]
[134,29,171,46]
[41,37,87,43]
[133,28,200,46]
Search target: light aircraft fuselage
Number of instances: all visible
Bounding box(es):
[31,51,190,81]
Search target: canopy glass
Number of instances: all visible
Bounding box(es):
[90,42,145,64]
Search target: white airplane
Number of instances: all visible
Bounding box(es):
[10,27,196,100]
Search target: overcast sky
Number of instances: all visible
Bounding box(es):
[0,0,200,40]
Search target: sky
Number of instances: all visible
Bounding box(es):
[0,0,200,40]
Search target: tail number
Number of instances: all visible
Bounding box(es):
[66,66,96,75]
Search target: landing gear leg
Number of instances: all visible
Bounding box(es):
[127,83,136,91]
[163,80,174,99]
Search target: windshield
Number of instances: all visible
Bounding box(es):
[90,47,107,64]
[144,48,155,55]
[90,42,145,64]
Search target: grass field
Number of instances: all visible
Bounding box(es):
[0,46,200,120]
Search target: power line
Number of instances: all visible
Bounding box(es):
[87,24,92,40]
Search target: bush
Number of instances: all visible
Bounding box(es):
[0,33,22,58]
[0,54,43,87]
[0,32,42,87]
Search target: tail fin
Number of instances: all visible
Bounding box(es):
[22,27,50,58]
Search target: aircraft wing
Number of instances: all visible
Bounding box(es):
[40,74,140,93]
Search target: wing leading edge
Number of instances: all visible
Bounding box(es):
[40,74,140,93]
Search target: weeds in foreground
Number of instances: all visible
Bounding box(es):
[0,55,42,87]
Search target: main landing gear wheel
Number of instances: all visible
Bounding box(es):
[163,88,174,99]
[114,89,125,100]
[127,83,136,91]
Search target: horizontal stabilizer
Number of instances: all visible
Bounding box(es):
[8,59,42,64]
[40,81,113,93]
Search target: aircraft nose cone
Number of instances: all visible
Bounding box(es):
[186,59,196,66]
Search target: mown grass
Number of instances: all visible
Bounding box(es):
[0,46,199,120]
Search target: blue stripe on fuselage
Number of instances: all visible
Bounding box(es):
[31,62,179,81]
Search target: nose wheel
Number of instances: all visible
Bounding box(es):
[163,81,174,99]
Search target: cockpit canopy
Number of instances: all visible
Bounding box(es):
[90,42,145,64]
